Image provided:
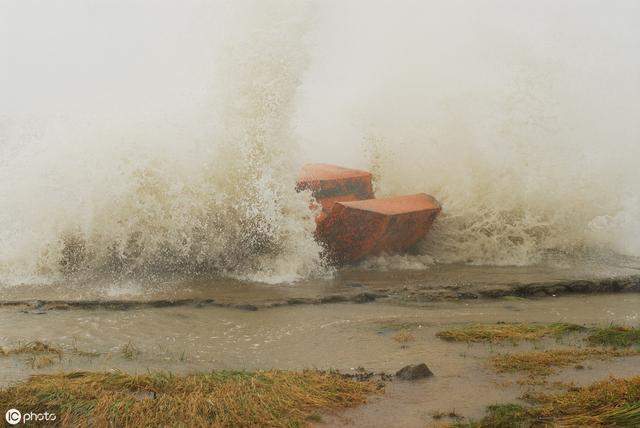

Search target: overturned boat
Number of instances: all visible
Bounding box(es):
[297,163,441,264]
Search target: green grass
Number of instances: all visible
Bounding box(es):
[500,296,529,302]
[0,370,380,427]
[436,323,640,348]
[436,323,586,344]
[587,326,640,348]
[374,320,424,333]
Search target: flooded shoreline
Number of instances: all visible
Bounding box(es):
[2,293,639,426]
[3,264,640,426]
[3,1,640,426]
[2,262,639,311]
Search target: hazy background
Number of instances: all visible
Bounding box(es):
[1,0,639,284]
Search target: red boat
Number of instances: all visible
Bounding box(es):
[296,163,441,264]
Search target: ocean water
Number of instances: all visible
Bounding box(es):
[1,0,639,285]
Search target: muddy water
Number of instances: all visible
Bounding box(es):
[1,293,639,426]
[2,261,639,305]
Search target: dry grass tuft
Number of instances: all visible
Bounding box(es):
[533,376,640,426]
[0,341,64,357]
[71,339,102,358]
[0,370,380,427]
[120,341,140,360]
[28,354,59,369]
[0,340,103,368]
[491,347,640,376]
[436,323,585,344]
[392,330,415,343]
[0,341,64,369]
[458,376,640,427]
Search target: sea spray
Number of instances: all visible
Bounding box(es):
[1,0,639,285]
[0,1,325,284]
[299,0,640,268]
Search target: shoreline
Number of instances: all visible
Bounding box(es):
[2,273,639,313]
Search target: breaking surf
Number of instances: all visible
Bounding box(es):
[1,1,639,286]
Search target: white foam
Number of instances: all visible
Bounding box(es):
[1,1,638,285]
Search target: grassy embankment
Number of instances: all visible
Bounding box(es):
[0,370,380,427]
[1,340,380,426]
